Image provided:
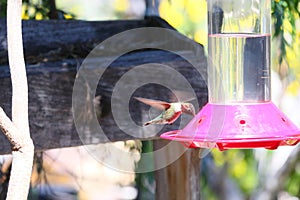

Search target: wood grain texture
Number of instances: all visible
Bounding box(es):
[0,18,208,154]
[154,140,201,200]
[0,17,174,64]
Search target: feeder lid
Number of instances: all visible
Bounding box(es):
[160,102,300,150]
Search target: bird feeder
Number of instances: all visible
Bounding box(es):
[160,0,300,150]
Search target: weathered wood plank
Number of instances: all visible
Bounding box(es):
[0,50,207,154]
[0,17,174,64]
[0,19,207,154]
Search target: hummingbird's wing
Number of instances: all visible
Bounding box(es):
[134,97,170,110]
[169,90,196,103]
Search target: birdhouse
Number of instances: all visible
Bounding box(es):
[160,0,300,150]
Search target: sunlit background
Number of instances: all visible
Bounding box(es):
[0,0,299,199]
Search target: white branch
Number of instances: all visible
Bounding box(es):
[7,0,29,131]
[0,0,35,199]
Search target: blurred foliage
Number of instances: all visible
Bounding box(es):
[272,0,300,64]
[285,161,300,197]
[0,0,6,17]
[271,0,300,95]
[22,0,50,19]
[159,0,208,47]
[0,0,74,19]
[213,149,258,195]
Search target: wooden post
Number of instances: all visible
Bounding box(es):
[154,140,201,200]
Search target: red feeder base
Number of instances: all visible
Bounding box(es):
[160,102,300,150]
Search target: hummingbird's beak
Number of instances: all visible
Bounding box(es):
[188,104,196,116]
[184,105,195,116]
[190,108,196,116]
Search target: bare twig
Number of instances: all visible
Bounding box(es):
[0,108,22,151]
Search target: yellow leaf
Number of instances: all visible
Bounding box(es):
[286,81,300,96]
[194,29,207,46]
[231,159,247,178]
[114,0,129,12]
[35,12,43,20]
[186,0,206,23]
[159,0,184,28]
[63,13,73,19]
[22,4,29,20]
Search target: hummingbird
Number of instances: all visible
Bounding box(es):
[134,97,196,126]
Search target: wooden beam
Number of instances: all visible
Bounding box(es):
[0,19,207,154]
[154,140,201,200]
[0,50,207,154]
[0,17,174,65]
